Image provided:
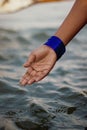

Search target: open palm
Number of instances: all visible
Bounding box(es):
[20,45,57,86]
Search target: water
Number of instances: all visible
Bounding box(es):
[0,1,87,130]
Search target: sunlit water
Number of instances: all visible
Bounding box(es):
[0,1,87,130]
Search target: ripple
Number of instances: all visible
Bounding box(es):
[0,28,17,34]
[0,10,87,129]
[0,79,16,94]
[31,32,49,42]
[29,102,49,117]
[15,120,49,130]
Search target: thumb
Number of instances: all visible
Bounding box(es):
[23,53,36,67]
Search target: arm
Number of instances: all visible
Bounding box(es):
[55,0,87,45]
[20,0,87,86]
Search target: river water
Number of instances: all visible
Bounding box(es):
[0,1,87,130]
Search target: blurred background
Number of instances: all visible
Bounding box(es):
[0,0,87,130]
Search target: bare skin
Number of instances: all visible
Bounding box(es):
[20,45,57,85]
[20,0,87,86]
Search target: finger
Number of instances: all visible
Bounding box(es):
[20,66,33,82]
[20,75,29,86]
[20,67,32,81]
[35,75,44,82]
[20,71,30,86]
[26,68,36,82]
[20,79,28,86]
[26,70,36,85]
[20,66,36,86]
[20,70,37,86]
[28,78,36,85]
[24,53,36,67]
[35,70,48,82]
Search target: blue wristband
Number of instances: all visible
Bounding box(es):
[44,36,66,60]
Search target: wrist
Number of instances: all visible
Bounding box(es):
[44,36,66,60]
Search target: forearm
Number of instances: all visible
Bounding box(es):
[55,0,87,46]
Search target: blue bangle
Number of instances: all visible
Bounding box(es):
[44,36,66,60]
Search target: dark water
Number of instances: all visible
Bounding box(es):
[0,1,87,130]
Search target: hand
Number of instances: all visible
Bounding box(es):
[20,45,57,86]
